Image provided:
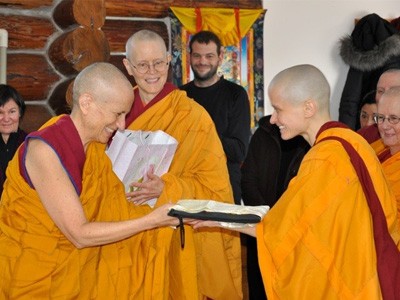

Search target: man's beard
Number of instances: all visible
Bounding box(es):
[192,64,218,82]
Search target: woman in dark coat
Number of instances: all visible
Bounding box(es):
[0,84,26,197]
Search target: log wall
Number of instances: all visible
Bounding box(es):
[0,0,262,133]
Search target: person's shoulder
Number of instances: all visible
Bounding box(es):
[357,124,380,144]
[251,117,278,143]
[220,78,249,101]
[25,137,56,161]
[179,80,194,91]
[257,116,275,133]
[315,126,376,162]
[221,77,246,90]
[169,89,210,114]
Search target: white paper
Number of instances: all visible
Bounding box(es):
[106,130,178,207]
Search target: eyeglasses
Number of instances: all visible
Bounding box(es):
[131,60,169,74]
[373,113,400,125]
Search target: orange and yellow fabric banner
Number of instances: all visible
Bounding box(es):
[170,7,264,46]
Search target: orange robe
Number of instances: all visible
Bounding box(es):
[0,116,177,299]
[126,85,243,300]
[371,140,400,230]
[257,124,400,299]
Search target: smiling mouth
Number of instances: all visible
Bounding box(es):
[105,127,115,134]
[0,124,15,129]
[145,77,160,84]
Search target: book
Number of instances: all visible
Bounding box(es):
[168,199,269,227]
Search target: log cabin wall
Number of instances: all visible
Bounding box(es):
[0,0,262,133]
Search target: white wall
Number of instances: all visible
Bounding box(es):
[262,0,400,120]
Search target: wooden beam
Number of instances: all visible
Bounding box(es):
[103,19,168,52]
[0,0,52,9]
[48,27,110,75]
[105,0,262,18]
[0,14,55,50]
[53,0,106,29]
[7,54,60,100]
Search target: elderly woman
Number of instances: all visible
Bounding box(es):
[371,86,400,224]
[120,30,242,299]
[0,84,26,196]
[0,63,180,298]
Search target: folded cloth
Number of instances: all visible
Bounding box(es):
[168,199,269,226]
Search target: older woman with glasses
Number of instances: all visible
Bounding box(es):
[371,86,400,223]
[82,30,242,299]
[0,84,26,197]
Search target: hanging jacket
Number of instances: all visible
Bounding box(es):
[339,13,400,130]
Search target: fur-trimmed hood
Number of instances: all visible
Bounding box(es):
[339,13,400,72]
[340,34,400,71]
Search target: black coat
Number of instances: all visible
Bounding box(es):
[339,13,400,130]
[241,115,309,207]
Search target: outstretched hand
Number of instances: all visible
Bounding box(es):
[147,203,180,228]
[126,165,164,205]
[187,219,257,237]
[188,219,222,229]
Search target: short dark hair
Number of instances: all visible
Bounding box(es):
[0,84,26,118]
[360,89,376,109]
[189,31,222,56]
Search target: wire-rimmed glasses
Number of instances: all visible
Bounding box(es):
[130,60,169,74]
[373,113,400,125]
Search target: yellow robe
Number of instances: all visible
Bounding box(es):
[0,116,178,299]
[126,87,243,300]
[372,140,400,231]
[257,126,400,299]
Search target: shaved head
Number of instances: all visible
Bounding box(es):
[380,86,400,103]
[380,68,400,78]
[268,64,331,114]
[125,30,167,60]
[376,68,400,102]
[72,62,132,107]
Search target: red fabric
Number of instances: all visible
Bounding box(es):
[315,120,348,142]
[319,135,400,300]
[18,115,85,194]
[195,8,202,32]
[358,123,381,144]
[234,8,241,41]
[378,148,392,163]
[125,83,177,126]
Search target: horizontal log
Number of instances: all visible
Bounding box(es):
[48,27,110,75]
[0,14,55,50]
[0,0,52,9]
[20,104,53,133]
[52,0,75,29]
[105,0,262,18]
[48,78,74,115]
[65,79,73,108]
[109,54,136,86]
[53,0,106,30]
[103,19,168,52]
[7,54,61,101]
